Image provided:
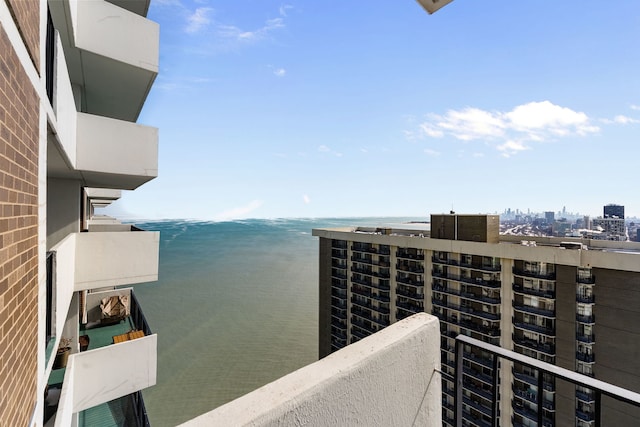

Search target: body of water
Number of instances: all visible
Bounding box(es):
[132,217,421,426]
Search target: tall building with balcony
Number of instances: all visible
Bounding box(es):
[0,0,159,425]
[314,214,640,427]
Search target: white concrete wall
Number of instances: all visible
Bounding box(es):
[71,334,157,412]
[54,363,76,427]
[181,313,442,427]
[75,112,158,186]
[71,0,158,72]
[53,32,77,166]
[50,233,77,365]
[74,231,159,290]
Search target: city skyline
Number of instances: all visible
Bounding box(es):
[105,0,640,220]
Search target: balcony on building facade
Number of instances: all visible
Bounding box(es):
[512,385,555,411]
[351,273,391,291]
[333,288,348,301]
[396,299,424,313]
[577,274,596,285]
[513,301,556,318]
[576,313,595,324]
[432,284,500,305]
[512,267,556,281]
[396,274,424,287]
[432,270,501,289]
[396,249,425,260]
[576,388,596,403]
[513,333,556,356]
[576,351,595,363]
[462,410,492,427]
[396,261,425,274]
[330,296,346,310]
[577,294,595,304]
[351,285,390,303]
[350,265,390,279]
[351,255,385,266]
[331,258,347,269]
[350,243,390,255]
[330,325,347,340]
[331,278,347,290]
[513,369,555,393]
[513,319,555,337]
[396,285,424,301]
[74,113,158,189]
[576,333,596,344]
[49,0,159,122]
[74,227,159,291]
[459,261,502,273]
[512,401,554,427]
[331,269,347,280]
[431,254,456,265]
[331,239,347,249]
[52,289,156,424]
[512,283,555,299]
[352,307,389,328]
[331,248,347,259]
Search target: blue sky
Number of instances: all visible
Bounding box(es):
[105,0,640,220]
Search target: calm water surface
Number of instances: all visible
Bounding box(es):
[133,217,420,426]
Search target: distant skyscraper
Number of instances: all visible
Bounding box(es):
[545,211,555,224]
[604,204,625,219]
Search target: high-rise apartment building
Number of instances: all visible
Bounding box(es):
[314,214,640,427]
[1,0,159,425]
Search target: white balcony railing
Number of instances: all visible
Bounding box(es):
[76,112,158,189]
[75,229,159,291]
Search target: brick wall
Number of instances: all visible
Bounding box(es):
[6,0,40,72]
[0,22,40,426]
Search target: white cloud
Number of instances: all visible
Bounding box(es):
[614,115,640,124]
[214,200,263,221]
[436,108,505,141]
[424,148,440,157]
[412,100,600,157]
[273,68,286,77]
[496,140,530,158]
[419,123,444,138]
[631,104,640,111]
[318,145,342,157]
[303,194,311,204]
[220,17,284,42]
[279,4,293,16]
[186,7,213,34]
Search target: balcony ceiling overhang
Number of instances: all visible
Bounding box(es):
[106,0,151,16]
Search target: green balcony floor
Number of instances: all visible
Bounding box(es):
[81,317,137,350]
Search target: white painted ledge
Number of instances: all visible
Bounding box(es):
[181,313,442,427]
